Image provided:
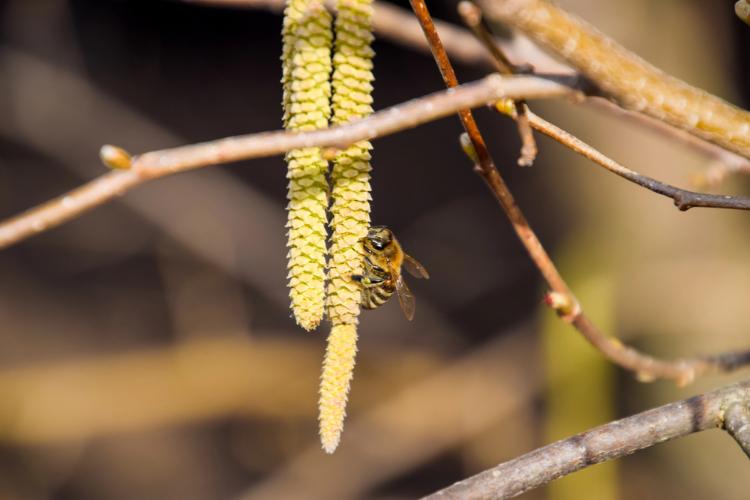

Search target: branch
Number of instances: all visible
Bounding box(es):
[512,108,750,211]
[456,1,750,211]
[457,1,537,167]
[407,0,750,385]
[189,0,750,178]
[423,379,750,499]
[480,0,750,160]
[0,74,571,249]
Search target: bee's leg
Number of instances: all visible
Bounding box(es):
[352,274,385,288]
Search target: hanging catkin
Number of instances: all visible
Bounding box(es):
[282,0,333,331]
[319,0,375,453]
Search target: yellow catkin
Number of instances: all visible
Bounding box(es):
[318,323,358,453]
[319,0,375,453]
[282,0,333,331]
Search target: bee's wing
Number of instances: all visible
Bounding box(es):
[403,253,430,280]
[395,275,416,321]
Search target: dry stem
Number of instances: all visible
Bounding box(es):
[424,378,750,499]
[457,1,537,166]
[0,74,570,249]
[516,108,750,211]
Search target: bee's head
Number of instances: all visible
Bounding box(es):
[365,226,393,251]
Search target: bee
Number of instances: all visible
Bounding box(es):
[352,226,430,321]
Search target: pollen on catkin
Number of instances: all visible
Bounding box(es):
[282,0,333,331]
[319,0,375,453]
[319,323,358,453]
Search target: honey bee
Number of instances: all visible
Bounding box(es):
[352,226,430,320]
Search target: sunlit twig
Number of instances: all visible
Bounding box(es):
[457,0,537,167]
[511,108,750,211]
[0,74,571,250]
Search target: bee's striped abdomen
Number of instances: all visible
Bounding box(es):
[361,282,395,310]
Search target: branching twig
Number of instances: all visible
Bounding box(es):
[456,2,750,211]
[457,1,536,166]
[424,379,750,499]
[514,108,750,211]
[0,74,571,249]
[407,0,750,385]
[480,0,750,159]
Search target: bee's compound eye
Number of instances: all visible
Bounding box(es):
[372,240,384,250]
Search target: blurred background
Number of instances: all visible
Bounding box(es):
[0,0,748,498]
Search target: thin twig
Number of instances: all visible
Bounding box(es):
[408,0,569,299]
[0,74,572,249]
[480,0,750,159]
[510,107,750,211]
[407,0,750,385]
[423,379,750,499]
[457,0,537,167]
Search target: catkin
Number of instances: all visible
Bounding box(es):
[319,0,375,453]
[282,0,333,331]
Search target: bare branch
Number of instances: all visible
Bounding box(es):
[423,379,750,499]
[184,0,573,73]
[457,0,537,167]
[515,108,750,211]
[190,0,750,174]
[407,0,750,385]
[453,1,750,211]
[0,74,571,249]
[480,0,750,159]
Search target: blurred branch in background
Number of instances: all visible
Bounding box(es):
[479,0,750,159]
[0,47,291,306]
[190,0,750,178]
[425,378,750,499]
[516,108,750,211]
[0,335,442,444]
[184,0,572,73]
